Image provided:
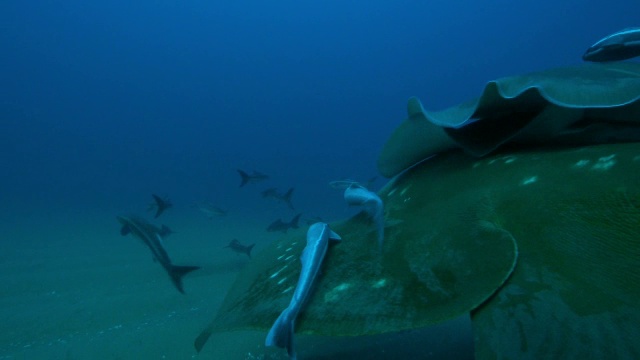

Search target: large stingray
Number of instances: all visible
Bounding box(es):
[378,62,640,177]
[195,142,640,358]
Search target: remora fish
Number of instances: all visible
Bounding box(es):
[117,215,200,294]
[237,169,269,187]
[148,194,172,218]
[224,239,255,258]
[267,213,301,233]
[583,27,640,62]
[265,222,341,360]
[344,183,385,249]
[193,202,228,218]
[262,187,295,209]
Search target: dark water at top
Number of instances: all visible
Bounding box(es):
[2,0,637,220]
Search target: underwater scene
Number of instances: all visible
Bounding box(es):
[2,1,640,359]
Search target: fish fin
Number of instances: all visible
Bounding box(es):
[247,244,256,258]
[120,224,131,236]
[237,169,249,187]
[152,194,171,218]
[169,265,201,294]
[265,309,296,358]
[290,213,302,229]
[329,230,342,242]
[283,188,295,209]
[194,325,214,352]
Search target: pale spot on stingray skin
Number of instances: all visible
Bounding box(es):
[502,156,517,164]
[388,188,397,196]
[573,159,590,168]
[270,265,289,279]
[282,286,294,294]
[324,283,351,303]
[277,277,287,285]
[277,254,285,260]
[591,154,616,171]
[284,255,294,261]
[521,176,538,186]
[285,247,293,252]
[399,185,411,196]
[372,279,387,289]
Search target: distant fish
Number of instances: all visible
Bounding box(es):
[224,239,255,258]
[344,183,385,249]
[583,27,640,62]
[120,220,173,239]
[117,215,200,294]
[267,213,301,233]
[262,187,295,209]
[237,169,269,187]
[265,222,341,359]
[193,202,228,218]
[148,194,172,219]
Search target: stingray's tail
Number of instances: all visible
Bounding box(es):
[265,308,296,359]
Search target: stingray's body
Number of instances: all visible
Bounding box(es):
[195,142,640,358]
[378,62,640,177]
[195,62,640,358]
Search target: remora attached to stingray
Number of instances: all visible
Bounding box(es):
[265,222,341,359]
[378,62,640,177]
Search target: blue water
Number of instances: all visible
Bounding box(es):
[1,0,639,358]
[3,0,637,215]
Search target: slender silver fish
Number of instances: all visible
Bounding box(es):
[583,27,640,62]
[344,183,385,249]
[265,222,341,360]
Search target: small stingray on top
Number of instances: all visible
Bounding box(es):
[148,194,172,218]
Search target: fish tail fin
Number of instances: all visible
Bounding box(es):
[283,187,295,209]
[291,213,301,229]
[247,244,256,258]
[169,265,200,294]
[265,309,296,358]
[152,194,171,218]
[237,169,249,187]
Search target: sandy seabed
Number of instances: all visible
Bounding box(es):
[0,210,472,360]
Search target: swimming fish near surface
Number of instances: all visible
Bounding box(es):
[265,222,341,360]
[583,27,640,62]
